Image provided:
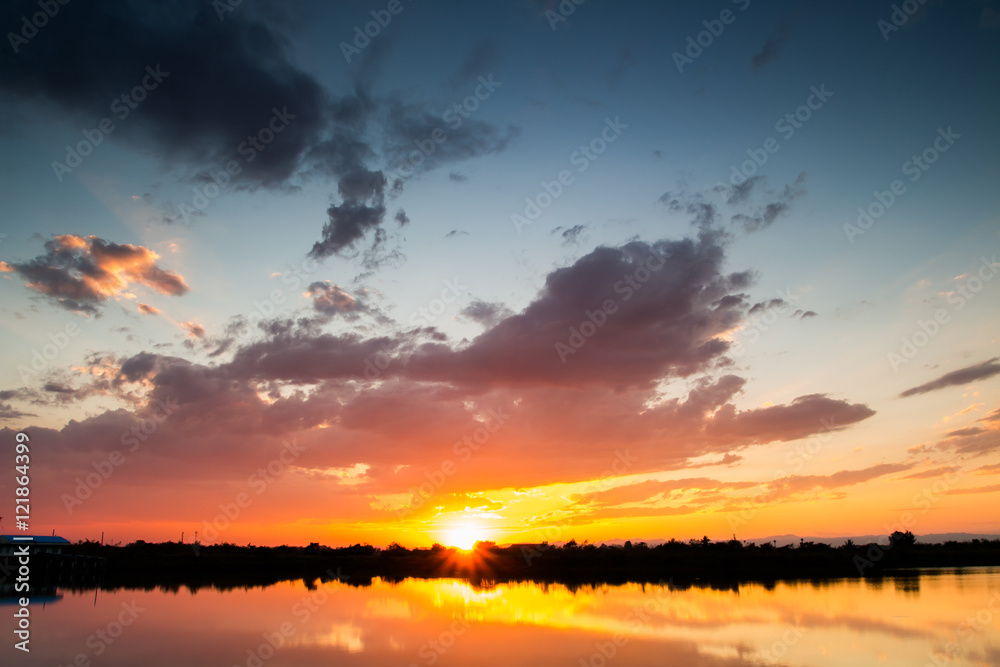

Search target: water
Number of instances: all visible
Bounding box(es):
[3,569,999,666]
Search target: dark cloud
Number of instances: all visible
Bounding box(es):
[0,235,188,314]
[555,224,586,246]
[0,0,331,191]
[309,170,388,258]
[900,358,1000,397]
[445,230,469,238]
[728,173,806,233]
[381,97,519,177]
[449,171,468,183]
[752,21,794,69]
[748,298,785,315]
[401,234,754,389]
[0,0,518,260]
[395,209,410,226]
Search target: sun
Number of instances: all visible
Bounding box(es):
[443,525,489,551]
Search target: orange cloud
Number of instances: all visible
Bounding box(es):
[2,234,189,314]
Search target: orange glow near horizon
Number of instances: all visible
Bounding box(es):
[442,524,492,550]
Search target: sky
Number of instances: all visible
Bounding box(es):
[0,0,998,549]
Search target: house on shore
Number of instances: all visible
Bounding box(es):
[0,535,71,556]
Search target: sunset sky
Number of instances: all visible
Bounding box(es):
[0,0,998,549]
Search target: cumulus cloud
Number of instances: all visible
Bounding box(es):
[900,358,1000,398]
[0,235,188,314]
[137,303,161,316]
[0,223,879,524]
[402,234,750,389]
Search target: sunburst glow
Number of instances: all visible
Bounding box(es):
[443,525,490,550]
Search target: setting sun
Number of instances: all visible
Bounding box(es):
[443,525,490,550]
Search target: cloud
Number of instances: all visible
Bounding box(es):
[752,21,794,69]
[0,1,332,192]
[402,234,750,389]
[445,230,469,238]
[0,0,518,261]
[897,466,960,480]
[0,222,878,519]
[310,170,389,258]
[553,224,586,246]
[719,175,765,205]
[899,358,1000,397]
[1,235,188,314]
[728,173,806,233]
[182,322,206,339]
[449,171,468,183]
[459,300,512,328]
[748,298,785,315]
[137,303,161,316]
[306,282,364,318]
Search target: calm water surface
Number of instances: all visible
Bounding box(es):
[4,569,999,666]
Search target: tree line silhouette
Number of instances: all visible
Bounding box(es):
[40,531,1000,593]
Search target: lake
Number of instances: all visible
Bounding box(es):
[3,568,999,666]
